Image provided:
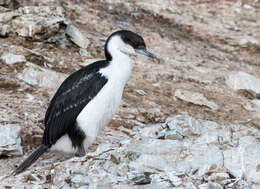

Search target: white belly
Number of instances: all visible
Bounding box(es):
[76,78,125,149]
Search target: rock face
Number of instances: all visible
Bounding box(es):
[0,125,22,156]
[2,115,260,188]
[0,6,89,48]
[226,71,260,98]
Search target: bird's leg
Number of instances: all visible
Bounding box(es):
[68,123,86,157]
[75,144,86,157]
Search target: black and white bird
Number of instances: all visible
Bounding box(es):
[14,30,157,174]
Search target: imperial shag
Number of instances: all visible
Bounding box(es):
[14,30,157,174]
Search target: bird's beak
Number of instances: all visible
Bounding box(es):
[135,49,159,60]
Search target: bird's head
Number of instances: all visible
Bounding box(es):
[105,30,158,61]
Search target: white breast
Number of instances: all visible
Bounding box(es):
[77,54,132,150]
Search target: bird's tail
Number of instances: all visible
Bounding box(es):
[13,144,48,175]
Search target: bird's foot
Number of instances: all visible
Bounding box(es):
[75,147,86,157]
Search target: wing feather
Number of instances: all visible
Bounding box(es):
[43,61,108,146]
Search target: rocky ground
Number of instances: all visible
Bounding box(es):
[0,0,260,188]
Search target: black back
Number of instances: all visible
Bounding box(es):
[43,60,108,146]
[104,30,146,61]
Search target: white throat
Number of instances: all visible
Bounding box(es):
[100,35,133,83]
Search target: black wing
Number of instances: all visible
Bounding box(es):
[43,60,108,146]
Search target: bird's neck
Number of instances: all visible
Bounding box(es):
[100,51,133,84]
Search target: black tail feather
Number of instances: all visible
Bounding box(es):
[14,144,48,175]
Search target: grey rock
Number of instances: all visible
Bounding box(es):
[184,182,197,189]
[79,48,90,57]
[66,24,89,49]
[129,154,171,173]
[1,52,26,64]
[71,174,91,188]
[226,71,260,98]
[0,0,9,5]
[12,15,63,39]
[166,114,202,136]
[135,89,147,96]
[207,172,230,181]
[198,182,222,189]
[125,139,183,172]
[252,100,260,110]
[157,129,183,140]
[239,37,260,48]
[243,143,260,183]
[0,0,18,9]
[224,142,260,183]
[0,10,20,23]
[175,89,219,110]
[223,147,243,178]
[128,172,151,185]
[113,182,172,189]
[134,124,162,139]
[251,113,260,129]
[166,172,182,187]
[248,100,260,129]
[0,24,10,37]
[17,62,67,89]
[145,108,160,114]
[0,124,22,156]
[124,138,183,157]
[224,179,252,189]
[180,144,223,177]
[11,6,66,40]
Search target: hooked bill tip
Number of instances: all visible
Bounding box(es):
[135,49,159,62]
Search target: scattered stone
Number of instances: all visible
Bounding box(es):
[12,6,66,40]
[184,182,197,189]
[0,24,10,37]
[239,36,260,48]
[166,114,202,136]
[226,71,260,98]
[145,108,160,114]
[198,182,222,189]
[70,174,91,188]
[0,125,22,156]
[224,143,260,184]
[144,108,163,122]
[223,147,243,178]
[224,179,252,189]
[66,24,89,49]
[166,172,182,187]
[243,144,260,183]
[251,113,260,129]
[135,89,147,96]
[133,124,162,138]
[1,52,26,64]
[207,172,230,181]
[252,100,260,110]
[175,89,219,110]
[0,10,20,23]
[17,62,67,89]
[129,172,151,185]
[79,48,90,57]
[157,129,183,140]
[181,144,223,177]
